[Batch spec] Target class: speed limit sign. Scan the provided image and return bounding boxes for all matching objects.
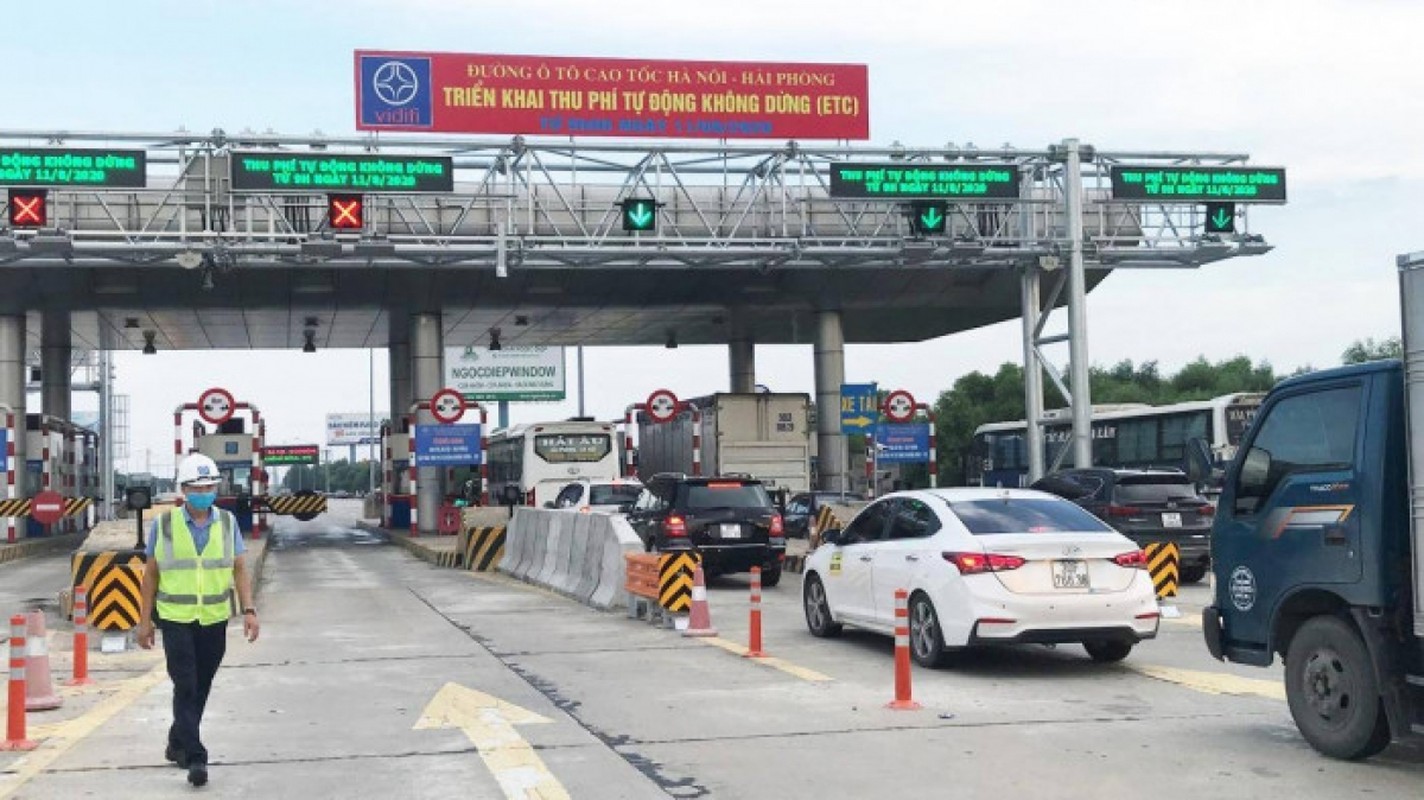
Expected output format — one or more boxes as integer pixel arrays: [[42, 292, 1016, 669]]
[[645, 389, 680, 424], [883, 389, 917, 423], [197, 387, 236, 426], [430, 388, 467, 425]]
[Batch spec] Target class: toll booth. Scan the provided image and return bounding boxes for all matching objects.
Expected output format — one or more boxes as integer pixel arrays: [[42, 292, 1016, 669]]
[[193, 417, 259, 533], [380, 420, 413, 530], [23, 414, 100, 538]]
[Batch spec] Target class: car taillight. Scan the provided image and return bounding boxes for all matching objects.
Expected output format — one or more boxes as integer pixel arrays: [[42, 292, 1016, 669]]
[[769, 514, 784, 536], [526, 489, 536, 506], [1113, 550, 1148, 569], [1107, 504, 1144, 517], [943, 552, 1026, 575], [663, 515, 688, 538], [1196, 504, 1215, 516]]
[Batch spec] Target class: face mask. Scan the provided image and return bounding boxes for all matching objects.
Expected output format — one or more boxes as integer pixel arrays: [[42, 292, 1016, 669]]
[[187, 491, 218, 511]]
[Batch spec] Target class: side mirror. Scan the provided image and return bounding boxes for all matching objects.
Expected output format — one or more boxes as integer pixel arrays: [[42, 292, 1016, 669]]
[[501, 485, 523, 505], [820, 527, 843, 546], [1238, 447, 1272, 498], [543, 501, 556, 509]]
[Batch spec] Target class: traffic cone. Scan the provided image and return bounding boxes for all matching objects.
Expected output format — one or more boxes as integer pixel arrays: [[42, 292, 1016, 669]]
[[24, 609, 62, 711], [3, 614, 38, 751], [682, 565, 718, 638]]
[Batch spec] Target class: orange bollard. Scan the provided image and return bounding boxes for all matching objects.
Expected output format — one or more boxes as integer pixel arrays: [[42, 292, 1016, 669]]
[[744, 567, 766, 658], [886, 589, 921, 711], [68, 586, 93, 687], [3, 614, 38, 751], [24, 609, 62, 711], [682, 565, 718, 638]]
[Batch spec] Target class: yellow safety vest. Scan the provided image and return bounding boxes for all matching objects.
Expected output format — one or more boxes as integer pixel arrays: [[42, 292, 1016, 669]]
[[154, 507, 237, 625]]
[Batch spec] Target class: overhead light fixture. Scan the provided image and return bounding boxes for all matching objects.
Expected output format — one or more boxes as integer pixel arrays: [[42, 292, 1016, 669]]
[[201, 270, 215, 291], [488, 327, 502, 351], [124, 317, 140, 329], [353, 239, 395, 258], [27, 232, 73, 255], [142, 330, 157, 355], [300, 239, 343, 259], [514, 315, 529, 326], [176, 250, 203, 270], [665, 330, 678, 349], [304, 316, 320, 327], [302, 329, 317, 354]]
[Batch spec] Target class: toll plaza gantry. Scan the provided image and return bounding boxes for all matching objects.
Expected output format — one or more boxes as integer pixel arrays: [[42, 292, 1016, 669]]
[[0, 130, 1282, 533]]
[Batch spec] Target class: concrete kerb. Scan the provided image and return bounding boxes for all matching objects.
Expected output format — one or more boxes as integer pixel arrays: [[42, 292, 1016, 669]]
[[0, 533, 86, 567]]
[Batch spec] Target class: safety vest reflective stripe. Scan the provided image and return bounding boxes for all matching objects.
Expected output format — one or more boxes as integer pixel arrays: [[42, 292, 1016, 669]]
[[157, 557, 200, 570], [157, 589, 234, 605]]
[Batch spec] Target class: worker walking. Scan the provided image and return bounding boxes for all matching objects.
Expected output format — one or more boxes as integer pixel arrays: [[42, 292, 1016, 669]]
[[137, 453, 260, 787]]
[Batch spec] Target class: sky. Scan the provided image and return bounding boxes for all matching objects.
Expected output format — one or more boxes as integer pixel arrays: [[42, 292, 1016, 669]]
[[5, 0, 1423, 476]]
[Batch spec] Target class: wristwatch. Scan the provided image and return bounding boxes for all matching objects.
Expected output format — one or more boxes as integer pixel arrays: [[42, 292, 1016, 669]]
[[242, 608, 257, 616]]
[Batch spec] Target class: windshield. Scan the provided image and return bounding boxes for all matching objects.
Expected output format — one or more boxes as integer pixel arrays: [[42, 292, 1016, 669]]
[[589, 485, 641, 506], [683, 483, 772, 510], [1115, 477, 1199, 504], [948, 498, 1114, 535]]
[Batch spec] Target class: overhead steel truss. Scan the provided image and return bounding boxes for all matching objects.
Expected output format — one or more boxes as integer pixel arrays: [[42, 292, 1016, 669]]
[[0, 129, 1271, 272]]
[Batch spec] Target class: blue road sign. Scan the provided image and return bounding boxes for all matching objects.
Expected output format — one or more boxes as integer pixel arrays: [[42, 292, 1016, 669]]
[[841, 383, 878, 434], [414, 423, 483, 466], [874, 423, 931, 463], [358, 54, 434, 130]]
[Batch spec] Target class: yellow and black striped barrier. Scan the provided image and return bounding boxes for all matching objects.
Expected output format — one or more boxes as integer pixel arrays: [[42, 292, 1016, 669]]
[[65, 497, 94, 517], [0, 498, 32, 517], [462, 526, 506, 572], [72, 549, 147, 631], [658, 552, 699, 613], [265, 493, 327, 520], [1145, 542, 1180, 599]]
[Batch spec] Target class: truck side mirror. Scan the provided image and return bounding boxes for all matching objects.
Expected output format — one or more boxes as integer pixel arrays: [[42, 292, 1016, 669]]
[[1238, 447, 1272, 497]]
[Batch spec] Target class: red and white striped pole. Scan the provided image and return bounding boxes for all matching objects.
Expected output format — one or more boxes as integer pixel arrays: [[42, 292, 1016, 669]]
[[381, 423, 392, 527], [250, 411, 263, 538], [691, 405, 703, 477], [865, 432, 876, 499], [5, 409, 17, 544], [2, 614, 37, 751], [919, 404, 938, 489], [744, 566, 766, 658], [622, 404, 641, 478], [173, 409, 183, 464], [68, 586, 93, 686], [408, 411, 419, 536], [478, 406, 490, 506], [887, 589, 921, 710]]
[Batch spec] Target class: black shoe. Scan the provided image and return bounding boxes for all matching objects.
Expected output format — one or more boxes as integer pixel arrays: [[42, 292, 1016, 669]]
[[165, 745, 188, 769], [188, 763, 208, 787]]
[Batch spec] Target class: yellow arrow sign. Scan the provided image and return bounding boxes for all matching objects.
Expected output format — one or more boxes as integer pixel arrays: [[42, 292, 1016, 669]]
[[414, 682, 570, 799]]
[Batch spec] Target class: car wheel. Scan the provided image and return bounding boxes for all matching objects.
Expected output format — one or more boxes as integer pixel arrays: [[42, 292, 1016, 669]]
[[1083, 640, 1134, 663], [1285, 616, 1392, 760], [1180, 565, 1208, 584], [908, 593, 947, 668], [802, 574, 841, 638], [761, 566, 782, 588]]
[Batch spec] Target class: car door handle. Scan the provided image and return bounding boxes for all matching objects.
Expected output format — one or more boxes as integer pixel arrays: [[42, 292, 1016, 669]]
[[859, 555, 873, 562], [904, 555, 919, 562], [1323, 525, 1348, 546]]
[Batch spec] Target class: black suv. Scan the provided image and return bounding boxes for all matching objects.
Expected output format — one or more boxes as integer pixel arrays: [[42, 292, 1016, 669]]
[[1031, 468, 1214, 583], [627, 474, 787, 586]]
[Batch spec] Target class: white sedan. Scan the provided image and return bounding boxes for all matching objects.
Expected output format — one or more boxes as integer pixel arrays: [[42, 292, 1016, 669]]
[[803, 488, 1160, 666]]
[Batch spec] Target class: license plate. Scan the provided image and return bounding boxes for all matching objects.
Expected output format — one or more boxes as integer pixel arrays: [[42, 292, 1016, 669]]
[[720, 523, 742, 538], [1162, 512, 1183, 528], [1052, 559, 1090, 590]]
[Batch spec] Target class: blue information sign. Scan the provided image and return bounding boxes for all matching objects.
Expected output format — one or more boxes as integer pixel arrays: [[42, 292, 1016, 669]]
[[414, 423, 483, 466], [841, 383, 878, 434], [874, 423, 931, 463]]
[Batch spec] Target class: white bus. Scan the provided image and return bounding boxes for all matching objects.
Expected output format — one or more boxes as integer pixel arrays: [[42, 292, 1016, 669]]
[[968, 392, 1265, 488], [486, 419, 622, 507]]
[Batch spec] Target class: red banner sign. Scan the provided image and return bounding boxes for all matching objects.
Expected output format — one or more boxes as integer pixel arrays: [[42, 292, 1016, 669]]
[[355, 51, 869, 140]]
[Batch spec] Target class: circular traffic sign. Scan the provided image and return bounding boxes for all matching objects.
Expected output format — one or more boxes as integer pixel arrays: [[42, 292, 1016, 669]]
[[430, 388, 467, 425], [645, 389, 680, 424], [31, 490, 65, 526], [197, 387, 236, 426], [883, 389, 917, 423]]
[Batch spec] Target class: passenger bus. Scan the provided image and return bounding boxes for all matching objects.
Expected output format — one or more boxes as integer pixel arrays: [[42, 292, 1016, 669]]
[[967, 392, 1264, 488], [485, 419, 622, 507]]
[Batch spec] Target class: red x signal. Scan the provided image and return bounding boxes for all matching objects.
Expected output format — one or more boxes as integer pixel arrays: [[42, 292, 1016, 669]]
[[327, 194, 364, 230], [8, 190, 47, 228]]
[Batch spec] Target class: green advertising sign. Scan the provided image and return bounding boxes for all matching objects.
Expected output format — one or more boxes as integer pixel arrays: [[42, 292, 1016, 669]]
[[230, 151, 454, 193], [829, 163, 1020, 200], [262, 445, 320, 465], [1110, 166, 1287, 203], [0, 148, 147, 188]]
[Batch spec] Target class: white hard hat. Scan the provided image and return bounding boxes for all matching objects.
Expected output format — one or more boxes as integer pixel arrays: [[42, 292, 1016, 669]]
[[177, 453, 221, 487]]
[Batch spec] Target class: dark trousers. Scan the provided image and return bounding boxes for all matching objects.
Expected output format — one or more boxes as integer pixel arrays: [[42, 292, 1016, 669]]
[[158, 618, 228, 765]]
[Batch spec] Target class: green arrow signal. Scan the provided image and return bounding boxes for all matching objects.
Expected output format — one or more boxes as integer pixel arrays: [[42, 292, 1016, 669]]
[[1211, 208, 1231, 229], [626, 202, 653, 229], [919, 206, 944, 230]]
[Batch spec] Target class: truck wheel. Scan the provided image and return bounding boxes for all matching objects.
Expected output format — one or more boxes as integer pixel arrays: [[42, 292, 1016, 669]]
[[1180, 565, 1207, 584], [1285, 616, 1392, 760]]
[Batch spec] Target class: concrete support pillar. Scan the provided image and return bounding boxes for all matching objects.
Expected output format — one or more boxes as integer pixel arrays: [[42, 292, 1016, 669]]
[[41, 310, 71, 424], [729, 337, 756, 394], [388, 309, 412, 432], [813, 310, 846, 493], [1, 315, 27, 542], [410, 312, 443, 535]]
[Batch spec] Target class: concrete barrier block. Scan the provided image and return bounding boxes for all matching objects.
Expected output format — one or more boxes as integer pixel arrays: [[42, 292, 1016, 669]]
[[562, 513, 592, 597], [589, 516, 643, 610], [535, 513, 565, 586], [573, 516, 603, 602]]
